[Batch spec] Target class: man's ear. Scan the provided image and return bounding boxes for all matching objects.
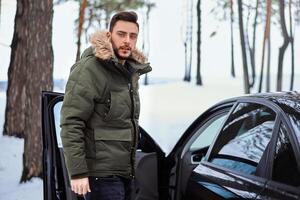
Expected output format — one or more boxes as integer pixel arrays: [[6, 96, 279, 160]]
[[106, 32, 111, 41]]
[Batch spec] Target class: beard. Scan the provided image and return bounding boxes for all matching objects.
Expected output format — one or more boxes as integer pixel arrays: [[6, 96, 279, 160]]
[[111, 41, 132, 60]]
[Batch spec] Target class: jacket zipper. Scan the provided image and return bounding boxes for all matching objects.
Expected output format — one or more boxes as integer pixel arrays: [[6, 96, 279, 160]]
[[128, 81, 136, 179]]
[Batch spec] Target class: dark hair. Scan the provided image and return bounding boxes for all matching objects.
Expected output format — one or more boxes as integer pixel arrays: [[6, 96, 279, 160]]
[[109, 11, 139, 32]]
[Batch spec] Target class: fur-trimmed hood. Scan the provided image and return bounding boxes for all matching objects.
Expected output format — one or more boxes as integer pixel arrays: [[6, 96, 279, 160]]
[[89, 31, 147, 65]]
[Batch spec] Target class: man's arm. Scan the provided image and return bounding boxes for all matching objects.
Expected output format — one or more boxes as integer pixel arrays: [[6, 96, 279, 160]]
[[60, 60, 99, 194]]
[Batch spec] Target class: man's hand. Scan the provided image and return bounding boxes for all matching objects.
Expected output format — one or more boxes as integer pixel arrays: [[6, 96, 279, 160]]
[[71, 177, 91, 195]]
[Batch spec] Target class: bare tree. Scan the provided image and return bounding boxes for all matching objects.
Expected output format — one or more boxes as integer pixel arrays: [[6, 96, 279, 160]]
[[277, 0, 290, 91], [266, 24, 271, 92], [75, 0, 87, 61], [238, 0, 250, 94], [196, 0, 202, 85], [230, 0, 235, 78], [143, 3, 152, 85], [289, 0, 295, 90], [246, 0, 259, 88], [258, 0, 271, 92], [184, 0, 193, 82]]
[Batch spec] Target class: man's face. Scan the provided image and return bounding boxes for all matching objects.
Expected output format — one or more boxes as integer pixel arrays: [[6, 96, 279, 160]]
[[108, 20, 139, 61]]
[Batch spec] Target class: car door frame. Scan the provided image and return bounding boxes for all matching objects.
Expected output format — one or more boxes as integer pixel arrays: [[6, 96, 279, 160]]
[[42, 91, 66, 200], [42, 91, 167, 200]]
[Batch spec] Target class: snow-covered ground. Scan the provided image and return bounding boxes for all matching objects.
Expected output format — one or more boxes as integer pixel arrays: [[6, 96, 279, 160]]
[[1, 74, 300, 199]]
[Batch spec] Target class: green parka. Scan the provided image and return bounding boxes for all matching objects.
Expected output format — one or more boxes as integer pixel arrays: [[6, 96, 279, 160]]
[[60, 31, 152, 179]]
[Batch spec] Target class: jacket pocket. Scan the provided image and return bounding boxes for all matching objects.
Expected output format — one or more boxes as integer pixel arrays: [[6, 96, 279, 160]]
[[94, 128, 132, 171], [103, 91, 131, 122]]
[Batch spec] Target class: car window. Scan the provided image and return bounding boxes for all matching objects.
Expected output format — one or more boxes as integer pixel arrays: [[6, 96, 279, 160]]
[[53, 101, 63, 148], [272, 122, 300, 186], [190, 113, 227, 151], [209, 103, 276, 175], [287, 113, 300, 146]]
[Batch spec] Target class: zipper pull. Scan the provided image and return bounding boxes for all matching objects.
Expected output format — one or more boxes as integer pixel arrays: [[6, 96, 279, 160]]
[[128, 83, 131, 90]]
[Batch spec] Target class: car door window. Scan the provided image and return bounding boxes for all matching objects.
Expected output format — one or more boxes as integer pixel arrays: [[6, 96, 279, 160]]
[[272, 122, 300, 186], [53, 101, 63, 148], [190, 113, 228, 151], [209, 103, 276, 175]]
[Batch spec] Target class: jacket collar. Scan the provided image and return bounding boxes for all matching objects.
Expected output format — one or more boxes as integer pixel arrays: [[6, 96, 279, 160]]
[[89, 31, 151, 74]]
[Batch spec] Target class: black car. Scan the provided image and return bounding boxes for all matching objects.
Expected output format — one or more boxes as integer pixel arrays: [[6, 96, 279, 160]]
[[42, 91, 300, 200]]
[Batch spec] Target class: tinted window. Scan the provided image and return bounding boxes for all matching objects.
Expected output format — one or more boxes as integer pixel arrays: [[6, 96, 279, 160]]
[[272, 123, 300, 186], [287, 113, 300, 146], [209, 103, 276, 175], [190, 114, 227, 151]]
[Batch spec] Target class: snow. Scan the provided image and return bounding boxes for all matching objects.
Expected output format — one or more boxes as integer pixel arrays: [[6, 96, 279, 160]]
[[0, 76, 243, 199]]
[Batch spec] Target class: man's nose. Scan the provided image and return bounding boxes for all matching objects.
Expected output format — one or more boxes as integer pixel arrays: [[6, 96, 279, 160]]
[[124, 35, 130, 43]]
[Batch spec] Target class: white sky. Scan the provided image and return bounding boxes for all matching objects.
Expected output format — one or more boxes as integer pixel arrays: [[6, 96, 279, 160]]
[[0, 0, 300, 87]]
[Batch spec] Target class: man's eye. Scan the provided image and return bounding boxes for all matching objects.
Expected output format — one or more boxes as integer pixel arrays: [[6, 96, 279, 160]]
[[130, 35, 137, 39], [118, 33, 126, 37]]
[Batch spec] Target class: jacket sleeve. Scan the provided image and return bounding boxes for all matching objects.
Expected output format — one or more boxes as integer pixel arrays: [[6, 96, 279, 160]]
[[60, 59, 100, 178]]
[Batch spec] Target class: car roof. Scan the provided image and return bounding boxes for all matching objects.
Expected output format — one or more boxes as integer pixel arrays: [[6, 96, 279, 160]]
[[248, 91, 300, 114], [220, 91, 300, 115]]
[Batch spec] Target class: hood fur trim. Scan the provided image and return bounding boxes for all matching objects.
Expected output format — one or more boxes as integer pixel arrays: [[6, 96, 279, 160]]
[[89, 31, 147, 64]]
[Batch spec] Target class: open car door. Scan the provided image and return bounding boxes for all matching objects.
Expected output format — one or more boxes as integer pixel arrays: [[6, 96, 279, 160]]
[[42, 91, 165, 200]]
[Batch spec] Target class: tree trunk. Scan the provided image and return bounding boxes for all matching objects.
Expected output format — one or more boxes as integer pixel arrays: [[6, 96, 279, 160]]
[[4, 0, 28, 138], [277, 0, 290, 91], [187, 0, 193, 82], [230, 0, 235, 78], [183, 42, 189, 81], [245, 5, 254, 87], [289, 0, 295, 91], [0, 0, 1, 25], [4, 0, 53, 182], [266, 29, 271, 92], [196, 0, 202, 85], [258, 0, 271, 93], [76, 0, 87, 61], [248, 0, 259, 88], [238, 0, 250, 94], [143, 4, 151, 86]]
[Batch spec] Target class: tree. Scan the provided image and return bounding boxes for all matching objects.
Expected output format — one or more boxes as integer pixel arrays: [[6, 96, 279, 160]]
[[245, 0, 259, 88], [4, 0, 53, 182], [142, 3, 153, 85], [75, 0, 87, 61], [183, 0, 193, 82], [289, 0, 295, 90], [238, 0, 250, 94], [258, 0, 271, 92], [196, 0, 202, 85], [229, 0, 235, 78], [277, 0, 290, 91]]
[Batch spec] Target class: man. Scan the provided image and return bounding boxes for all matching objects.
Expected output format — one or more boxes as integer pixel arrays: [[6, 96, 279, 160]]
[[60, 11, 152, 200]]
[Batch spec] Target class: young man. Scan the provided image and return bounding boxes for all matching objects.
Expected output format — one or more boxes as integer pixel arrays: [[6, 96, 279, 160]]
[[60, 11, 152, 200]]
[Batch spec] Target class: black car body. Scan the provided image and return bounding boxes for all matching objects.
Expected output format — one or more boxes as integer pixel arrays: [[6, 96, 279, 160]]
[[42, 91, 300, 200]]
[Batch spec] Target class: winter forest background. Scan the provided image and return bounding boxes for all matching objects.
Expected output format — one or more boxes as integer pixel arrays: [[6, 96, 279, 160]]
[[1, 0, 300, 199]]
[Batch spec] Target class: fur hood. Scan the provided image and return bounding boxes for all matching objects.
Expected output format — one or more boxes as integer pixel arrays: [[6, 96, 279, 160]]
[[89, 31, 147, 64]]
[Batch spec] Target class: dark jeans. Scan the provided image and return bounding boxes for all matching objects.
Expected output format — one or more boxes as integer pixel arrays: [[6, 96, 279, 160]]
[[84, 176, 133, 200]]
